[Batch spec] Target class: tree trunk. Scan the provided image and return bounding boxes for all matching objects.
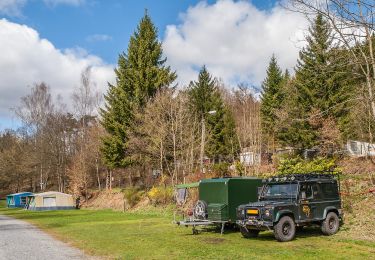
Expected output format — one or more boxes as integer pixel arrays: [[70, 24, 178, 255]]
[[96, 157, 101, 190]]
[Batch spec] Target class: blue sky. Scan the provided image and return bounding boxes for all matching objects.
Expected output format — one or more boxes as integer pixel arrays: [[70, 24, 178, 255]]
[[0, 0, 307, 130], [8, 0, 277, 64]]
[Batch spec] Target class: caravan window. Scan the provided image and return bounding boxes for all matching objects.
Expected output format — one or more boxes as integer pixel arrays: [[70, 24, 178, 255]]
[[43, 197, 56, 207]]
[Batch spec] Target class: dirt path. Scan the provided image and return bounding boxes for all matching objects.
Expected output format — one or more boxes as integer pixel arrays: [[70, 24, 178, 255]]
[[0, 215, 94, 260]]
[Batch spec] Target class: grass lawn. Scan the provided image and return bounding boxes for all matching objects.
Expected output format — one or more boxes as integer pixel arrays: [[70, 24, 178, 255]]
[[0, 200, 374, 260]]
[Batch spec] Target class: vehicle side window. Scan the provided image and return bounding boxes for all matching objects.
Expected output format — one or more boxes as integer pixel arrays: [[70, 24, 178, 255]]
[[321, 182, 339, 199], [299, 183, 313, 199], [312, 184, 321, 200]]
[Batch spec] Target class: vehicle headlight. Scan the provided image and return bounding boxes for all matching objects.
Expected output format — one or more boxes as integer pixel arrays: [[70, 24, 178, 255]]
[[264, 209, 270, 217], [237, 208, 245, 217]]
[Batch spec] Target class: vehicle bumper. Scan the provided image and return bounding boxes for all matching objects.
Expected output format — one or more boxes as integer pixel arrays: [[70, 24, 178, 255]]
[[236, 219, 273, 229]]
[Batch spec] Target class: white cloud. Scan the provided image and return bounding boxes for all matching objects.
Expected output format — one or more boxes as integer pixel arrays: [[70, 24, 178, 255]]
[[0, 0, 26, 17], [86, 34, 112, 42], [163, 0, 308, 87], [0, 18, 115, 119], [43, 0, 85, 7]]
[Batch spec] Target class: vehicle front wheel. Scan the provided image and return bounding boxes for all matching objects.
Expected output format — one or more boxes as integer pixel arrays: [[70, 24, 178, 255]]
[[274, 216, 296, 242], [240, 226, 260, 238], [321, 212, 339, 236]]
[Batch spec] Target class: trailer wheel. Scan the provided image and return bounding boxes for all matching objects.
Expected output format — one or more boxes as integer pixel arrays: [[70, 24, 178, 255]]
[[240, 226, 259, 238], [193, 200, 208, 220]]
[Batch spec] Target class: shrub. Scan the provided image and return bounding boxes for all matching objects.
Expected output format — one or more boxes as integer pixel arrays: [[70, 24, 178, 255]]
[[147, 186, 174, 205], [277, 156, 341, 175], [234, 161, 245, 176], [211, 162, 231, 177], [123, 187, 144, 208]]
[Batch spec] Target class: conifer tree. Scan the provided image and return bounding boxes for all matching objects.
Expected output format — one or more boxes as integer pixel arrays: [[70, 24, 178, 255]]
[[279, 14, 352, 149], [188, 66, 238, 163], [260, 55, 284, 150], [100, 12, 176, 168]]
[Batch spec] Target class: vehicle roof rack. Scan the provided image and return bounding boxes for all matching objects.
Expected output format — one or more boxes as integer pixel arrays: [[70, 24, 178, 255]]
[[264, 172, 339, 183]]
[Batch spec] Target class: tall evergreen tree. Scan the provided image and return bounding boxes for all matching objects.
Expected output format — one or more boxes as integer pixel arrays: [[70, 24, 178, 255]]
[[279, 14, 352, 148], [100, 12, 176, 168], [260, 55, 284, 150], [188, 66, 238, 163]]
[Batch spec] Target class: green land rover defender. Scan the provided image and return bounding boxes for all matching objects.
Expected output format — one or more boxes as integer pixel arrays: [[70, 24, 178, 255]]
[[236, 173, 343, 242]]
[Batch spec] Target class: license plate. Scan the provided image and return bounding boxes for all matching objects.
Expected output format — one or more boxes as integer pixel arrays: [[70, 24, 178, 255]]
[[247, 209, 258, 215]]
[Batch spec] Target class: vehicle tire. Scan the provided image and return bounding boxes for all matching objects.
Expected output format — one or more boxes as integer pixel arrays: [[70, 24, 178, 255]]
[[274, 216, 296, 242], [193, 200, 208, 220], [240, 226, 260, 238], [321, 212, 339, 236]]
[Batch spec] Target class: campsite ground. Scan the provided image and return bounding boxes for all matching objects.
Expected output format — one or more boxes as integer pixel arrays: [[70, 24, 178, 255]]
[[0, 201, 374, 259]]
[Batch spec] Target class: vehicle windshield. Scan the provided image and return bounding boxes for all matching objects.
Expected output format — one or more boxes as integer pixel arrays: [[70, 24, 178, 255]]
[[262, 183, 298, 198]]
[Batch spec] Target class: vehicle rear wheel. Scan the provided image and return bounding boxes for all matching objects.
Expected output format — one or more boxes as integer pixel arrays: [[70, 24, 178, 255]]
[[240, 226, 259, 238], [321, 212, 339, 236], [274, 216, 296, 242]]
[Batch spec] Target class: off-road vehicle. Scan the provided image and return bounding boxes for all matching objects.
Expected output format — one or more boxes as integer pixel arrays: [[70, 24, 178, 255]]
[[237, 173, 343, 242]]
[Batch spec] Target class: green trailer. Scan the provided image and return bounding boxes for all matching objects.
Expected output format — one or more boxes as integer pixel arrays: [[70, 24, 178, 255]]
[[176, 177, 262, 234]]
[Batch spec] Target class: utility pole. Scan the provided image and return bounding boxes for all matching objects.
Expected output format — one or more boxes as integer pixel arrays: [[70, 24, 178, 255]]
[[200, 116, 205, 172]]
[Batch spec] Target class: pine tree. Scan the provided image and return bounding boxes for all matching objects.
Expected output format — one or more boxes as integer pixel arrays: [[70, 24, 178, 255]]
[[100, 12, 176, 168], [295, 14, 351, 146], [188, 66, 238, 162], [279, 14, 352, 149], [295, 14, 335, 113], [260, 55, 284, 150]]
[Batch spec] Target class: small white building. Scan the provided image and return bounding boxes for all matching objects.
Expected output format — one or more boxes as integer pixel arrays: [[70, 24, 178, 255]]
[[346, 140, 375, 157], [240, 148, 261, 166]]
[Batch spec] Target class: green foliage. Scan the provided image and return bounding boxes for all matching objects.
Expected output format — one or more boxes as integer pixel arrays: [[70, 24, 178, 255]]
[[277, 156, 340, 175], [260, 55, 284, 146], [188, 66, 239, 161], [234, 161, 245, 176], [123, 187, 144, 208], [210, 162, 231, 177], [100, 12, 176, 168], [279, 14, 353, 148]]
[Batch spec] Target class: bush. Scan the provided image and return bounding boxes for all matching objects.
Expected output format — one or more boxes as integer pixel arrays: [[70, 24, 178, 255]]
[[211, 162, 231, 177], [147, 186, 173, 205], [277, 156, 341, 175], [123, 187, 144, 208], [234, 161, 245, 176]]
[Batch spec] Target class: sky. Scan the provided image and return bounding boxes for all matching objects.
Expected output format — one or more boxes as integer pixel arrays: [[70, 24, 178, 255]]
[[0, 0, 309, 130]]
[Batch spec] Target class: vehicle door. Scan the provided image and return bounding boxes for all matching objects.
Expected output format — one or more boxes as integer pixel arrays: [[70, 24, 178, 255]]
[[298, 182, 319, 221], [319, 181, 341, 218]]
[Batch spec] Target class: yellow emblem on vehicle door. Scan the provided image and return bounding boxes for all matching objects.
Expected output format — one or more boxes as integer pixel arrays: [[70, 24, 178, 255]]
[[302, 205, 310, 217]]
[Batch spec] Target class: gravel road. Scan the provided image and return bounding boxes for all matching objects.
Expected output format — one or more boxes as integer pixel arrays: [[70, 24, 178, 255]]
[[0, 215, 94, 260]]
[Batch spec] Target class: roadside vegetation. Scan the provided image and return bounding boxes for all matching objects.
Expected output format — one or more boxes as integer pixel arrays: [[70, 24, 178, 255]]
[[0, 201, 374, 260]]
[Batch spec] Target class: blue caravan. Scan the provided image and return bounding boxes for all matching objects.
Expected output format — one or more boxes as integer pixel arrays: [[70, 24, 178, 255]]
[[6, 192, 33, 208]]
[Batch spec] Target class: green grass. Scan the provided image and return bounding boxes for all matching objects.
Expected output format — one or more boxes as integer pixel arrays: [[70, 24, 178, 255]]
[[0, 200, 374, 259]]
